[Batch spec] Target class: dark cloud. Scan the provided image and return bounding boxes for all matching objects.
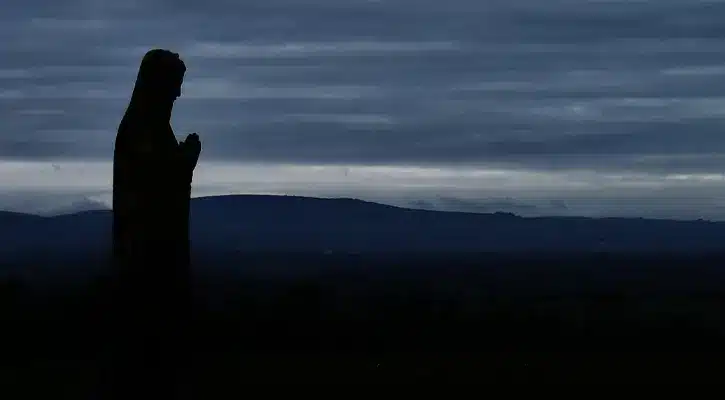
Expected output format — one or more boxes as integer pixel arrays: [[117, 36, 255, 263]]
[[2, 1, 725, 185]]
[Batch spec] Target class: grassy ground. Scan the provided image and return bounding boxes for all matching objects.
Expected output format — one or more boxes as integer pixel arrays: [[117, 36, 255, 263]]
[[2, 252, 725, 393]]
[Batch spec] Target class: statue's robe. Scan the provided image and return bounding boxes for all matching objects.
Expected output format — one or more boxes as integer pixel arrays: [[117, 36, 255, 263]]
[[109, 109, 195, 398]]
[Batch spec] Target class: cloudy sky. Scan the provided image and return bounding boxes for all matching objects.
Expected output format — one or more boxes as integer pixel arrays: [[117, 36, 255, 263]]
[[3, 0, 725, 219]]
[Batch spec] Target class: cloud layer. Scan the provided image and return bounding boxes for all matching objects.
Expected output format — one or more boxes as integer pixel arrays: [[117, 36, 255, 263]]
[[3, 0, 725, 218], [3, 160, 725, 221]]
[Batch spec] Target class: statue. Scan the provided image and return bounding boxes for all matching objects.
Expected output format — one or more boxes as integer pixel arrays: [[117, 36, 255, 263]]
[[109, 48, 201, 397]]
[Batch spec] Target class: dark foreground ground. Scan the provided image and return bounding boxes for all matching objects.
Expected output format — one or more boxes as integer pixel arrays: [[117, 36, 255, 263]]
[[2, 252, 725, 393]]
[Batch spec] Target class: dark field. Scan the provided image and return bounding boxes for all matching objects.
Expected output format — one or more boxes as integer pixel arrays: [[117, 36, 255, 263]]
[[2, 252, 725, 393]]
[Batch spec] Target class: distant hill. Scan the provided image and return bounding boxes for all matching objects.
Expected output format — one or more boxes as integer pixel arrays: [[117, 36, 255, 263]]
[[0, 194, 723, 261]]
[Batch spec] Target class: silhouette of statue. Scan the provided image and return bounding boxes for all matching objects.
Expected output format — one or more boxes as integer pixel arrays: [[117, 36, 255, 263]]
[[108, 48, 201, 398]]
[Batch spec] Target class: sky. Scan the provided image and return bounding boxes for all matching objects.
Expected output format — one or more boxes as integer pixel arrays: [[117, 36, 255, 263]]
[[3, 0, 725, 219]]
